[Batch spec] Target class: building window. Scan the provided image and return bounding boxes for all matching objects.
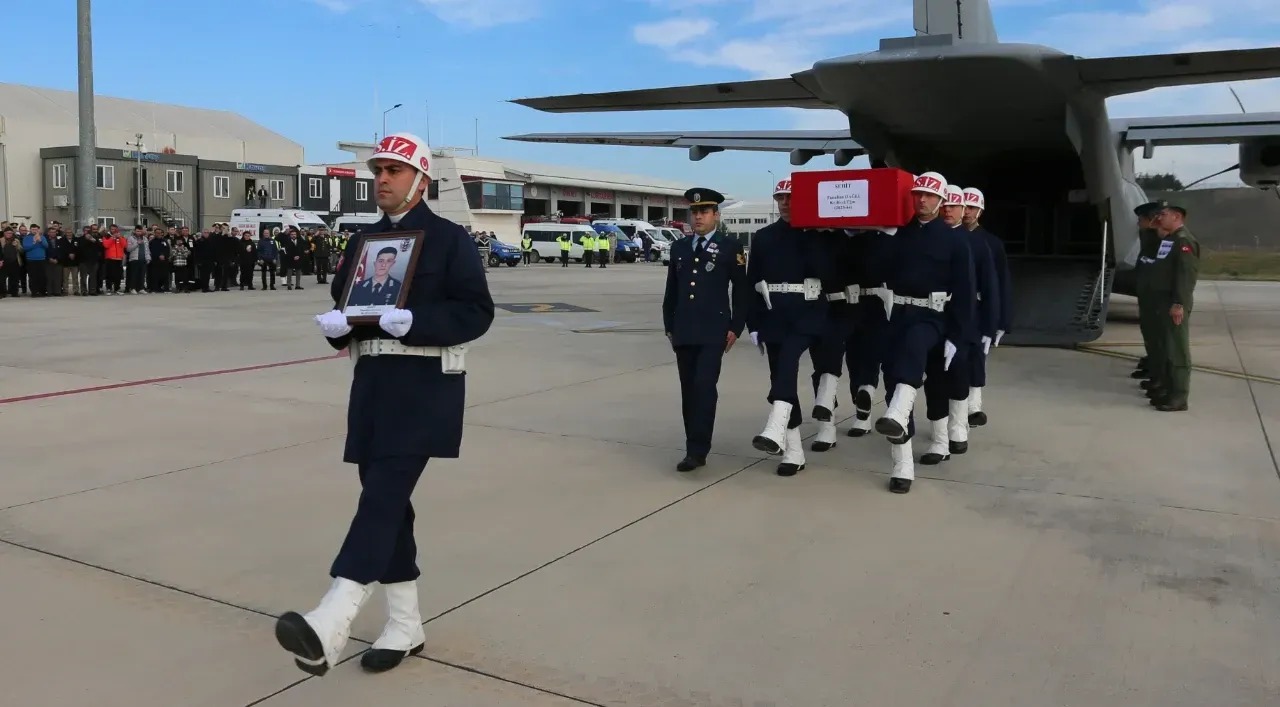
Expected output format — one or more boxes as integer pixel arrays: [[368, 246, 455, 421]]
[[96, 165, 115, 190], [754, 218, 767, 224], [96, 216, 115, 228], [166, 169, 184, 193], [308, 177, 322, 199], [356, 182, 369, 201], [52, 164, 67, 189], [213, 175, 230, 199], [427, 181, 439, 200], [463, 181, 524, 211], [270, 179, 285, 201]]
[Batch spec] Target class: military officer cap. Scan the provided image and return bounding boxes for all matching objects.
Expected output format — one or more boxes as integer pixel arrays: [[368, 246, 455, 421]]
[[1133, 200, 1169, 218], [684, 187, 725, 210]]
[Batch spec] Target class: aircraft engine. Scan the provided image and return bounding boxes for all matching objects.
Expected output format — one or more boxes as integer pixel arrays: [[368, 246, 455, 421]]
[[1238, 138, 1280, 188]]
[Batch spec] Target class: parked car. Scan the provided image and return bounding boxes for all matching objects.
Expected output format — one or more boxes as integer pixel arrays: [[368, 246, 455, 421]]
[[486, 238, 522, 267]]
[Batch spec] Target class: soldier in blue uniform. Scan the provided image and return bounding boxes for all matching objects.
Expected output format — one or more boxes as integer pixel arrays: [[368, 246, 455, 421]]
[[841, 227, 894, 439], [917, 185, 997, 465], [346, 246, 405, 307], [663, 187, 748, 472], [962, 187, 1011, 426], [275, 132, 495, 676], [807, 224, 864, 453], [745, 179, 833, 476], [873, 172, 977, 494]]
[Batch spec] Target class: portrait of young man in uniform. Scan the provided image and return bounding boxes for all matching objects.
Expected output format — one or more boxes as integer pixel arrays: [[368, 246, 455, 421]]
[[342, 238, 416, 314]]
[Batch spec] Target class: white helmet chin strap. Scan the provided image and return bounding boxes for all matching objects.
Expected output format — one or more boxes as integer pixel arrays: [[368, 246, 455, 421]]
[[402, 171, 424, 207]]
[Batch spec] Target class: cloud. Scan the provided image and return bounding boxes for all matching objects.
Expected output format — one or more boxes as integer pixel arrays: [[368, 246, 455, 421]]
[[632, 18, 716, 49]]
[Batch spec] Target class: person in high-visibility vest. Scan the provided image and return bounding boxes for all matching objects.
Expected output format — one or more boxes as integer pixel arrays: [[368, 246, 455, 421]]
[[556, 234, 571, 267], [520, 234, 533, 266], [582, 232, 595, 267], [596, 232, 610, 268]]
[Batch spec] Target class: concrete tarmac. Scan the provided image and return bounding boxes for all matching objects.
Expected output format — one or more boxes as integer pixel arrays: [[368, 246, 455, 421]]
[[1, 266, 1277, 707]]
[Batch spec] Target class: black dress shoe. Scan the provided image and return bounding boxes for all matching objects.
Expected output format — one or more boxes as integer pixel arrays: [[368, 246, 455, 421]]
[[1130, 369, 1149, 379], [776, 462, 805, 476], [360, 642, 425, 673], [846, 427, 868, 437], [949, 440, 968, 454], [676, 456, 706, 472], [889, 478, 912, 494], [968, 411, 988, 427], [1156, 401, 1188, 412], [920, 451, 949, 465]]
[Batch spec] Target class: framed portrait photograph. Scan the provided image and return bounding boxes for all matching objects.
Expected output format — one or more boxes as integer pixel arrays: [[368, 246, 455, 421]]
[[337, 230, 425, 324]]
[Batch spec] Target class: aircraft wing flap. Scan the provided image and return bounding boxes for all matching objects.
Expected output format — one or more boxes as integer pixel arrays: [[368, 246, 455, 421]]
[[1115, 113, 1280, 146], [1078, 47, 1280, 96], [503, 130, 861, 155], [510, 77, 829, 113]]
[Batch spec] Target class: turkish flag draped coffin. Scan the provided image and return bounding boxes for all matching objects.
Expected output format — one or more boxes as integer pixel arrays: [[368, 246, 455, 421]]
[[788, 168, 915, 229]]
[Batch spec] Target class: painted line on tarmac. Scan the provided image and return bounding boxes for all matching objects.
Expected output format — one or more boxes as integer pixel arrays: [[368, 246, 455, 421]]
[[1078, 345, 1280, 387], [0, 352, 347, 406]]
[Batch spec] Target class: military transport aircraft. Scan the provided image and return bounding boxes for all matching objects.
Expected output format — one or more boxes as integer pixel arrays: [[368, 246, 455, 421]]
[[504, 0, 1280, 345]]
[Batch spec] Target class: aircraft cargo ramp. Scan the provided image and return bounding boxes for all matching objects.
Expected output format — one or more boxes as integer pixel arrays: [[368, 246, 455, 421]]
[[1004, 257, 1113, 347]]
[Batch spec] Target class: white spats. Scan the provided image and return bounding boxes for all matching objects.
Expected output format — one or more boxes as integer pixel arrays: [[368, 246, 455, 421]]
[[813, 373, 840, 421], [752, 400, 792, 455], [875, 383, 917, 442], [777, 426, 806, 476], [967, 386, 988, 427], [890, 441, 914, 481], [920, 418, 950, 465], [948, 399, 970, 444], [372, 581, 426, 652], [811, 419, 838, 452], [290, 577, 374, 672]]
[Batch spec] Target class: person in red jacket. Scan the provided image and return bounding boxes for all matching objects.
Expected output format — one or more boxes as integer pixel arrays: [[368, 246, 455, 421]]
[[101, 225, 127, 294]]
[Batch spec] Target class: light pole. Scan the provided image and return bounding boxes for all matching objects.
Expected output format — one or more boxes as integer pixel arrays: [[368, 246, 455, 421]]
[[766, 169, 777, 222], [381, 103, 403, 141], [127, 133, 143, 226], [76, 0, 98, 230]]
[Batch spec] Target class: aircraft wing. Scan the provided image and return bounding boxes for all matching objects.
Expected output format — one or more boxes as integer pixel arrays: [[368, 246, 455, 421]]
[[510, 77, 829, 113], [1077, 47, 1280, 96], [502, 130, 863, 163], [1113, 112, 1280, 147]]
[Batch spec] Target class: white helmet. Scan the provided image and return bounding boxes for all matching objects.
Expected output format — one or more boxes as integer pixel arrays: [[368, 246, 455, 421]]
[[773, 179, 792, 196], [943, 185, 966, 206], [962, 187, 985, 210], [910, 171, 947, 198], [368, 132, 433, 208], [367, 132, 433, 178]]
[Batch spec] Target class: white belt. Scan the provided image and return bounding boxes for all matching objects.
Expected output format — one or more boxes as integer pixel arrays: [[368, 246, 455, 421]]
[[755, 277, 821, 309], [350, 339, 468, 373], [889, 292, 951, 313], [826, 284, 863, 303], [976, 292, 983, 302]]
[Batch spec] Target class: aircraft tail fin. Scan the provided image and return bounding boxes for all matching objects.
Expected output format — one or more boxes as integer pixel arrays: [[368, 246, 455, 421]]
[[914, 0, 998, 43]]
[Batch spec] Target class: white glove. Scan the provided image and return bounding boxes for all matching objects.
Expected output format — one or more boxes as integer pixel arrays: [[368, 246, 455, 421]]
[[981, 335, 992, 356], [378, 308, 413, 338], [750, 331, 759, 347], [994, 330, 1005, 347], [943, 340, 957, 371], [315, 309, 351, 339]]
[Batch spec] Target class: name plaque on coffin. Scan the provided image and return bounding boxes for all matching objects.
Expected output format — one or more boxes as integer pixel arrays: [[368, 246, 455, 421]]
[[789, 168, 915, 229]]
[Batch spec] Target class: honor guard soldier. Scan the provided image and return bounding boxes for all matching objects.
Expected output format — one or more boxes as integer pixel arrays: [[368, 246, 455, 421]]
[[745, 179, 834, 475], [842, 225, 895, 438], [1131, 200, 1167, 402], [663, 187, 748, 472], [873, 172, 977, 493], [918, 185, 997, 464], [1146, 203, 1199, 411], [807, 221, 865, 452], [961, 187, 1011, 426], [276, 132, 495, 676]]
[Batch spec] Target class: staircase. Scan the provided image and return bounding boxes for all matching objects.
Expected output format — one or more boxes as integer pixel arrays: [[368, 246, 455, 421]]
[[132, 186, 194, 229]]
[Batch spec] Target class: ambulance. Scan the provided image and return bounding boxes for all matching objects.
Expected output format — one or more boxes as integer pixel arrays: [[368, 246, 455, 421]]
[[228, 208, 329, 237]]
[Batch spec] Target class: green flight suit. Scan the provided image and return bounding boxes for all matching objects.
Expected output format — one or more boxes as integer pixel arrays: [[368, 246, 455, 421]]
[[1146, 226, 1200, 403], [1134, 227, 1163, 386]]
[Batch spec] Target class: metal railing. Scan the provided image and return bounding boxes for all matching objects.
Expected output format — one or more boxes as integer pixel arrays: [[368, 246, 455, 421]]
[[132, 186, 194, 228]]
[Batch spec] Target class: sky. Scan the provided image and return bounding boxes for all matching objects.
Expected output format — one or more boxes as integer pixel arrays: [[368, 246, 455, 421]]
[[2, 0, 1277, 200]]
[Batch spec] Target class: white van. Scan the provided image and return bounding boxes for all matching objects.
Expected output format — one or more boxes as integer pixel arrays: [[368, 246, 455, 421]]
[[332, 213, 382, 233], [519, 222, 594, 262], [229, 208, 329, 237], [591, 218, 662, 241]]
